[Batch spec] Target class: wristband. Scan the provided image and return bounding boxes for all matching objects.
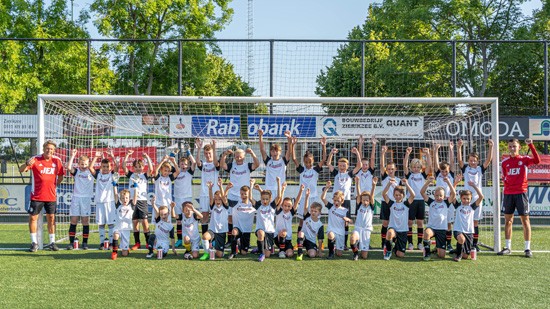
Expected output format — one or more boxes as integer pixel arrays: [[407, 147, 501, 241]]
[[185, 150, 191, 156], [169, 152, 176, 158], [112, 182, 117, 186]]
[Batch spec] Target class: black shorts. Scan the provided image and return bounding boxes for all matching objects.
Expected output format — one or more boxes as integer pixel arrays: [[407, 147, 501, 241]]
[[132, 200, 149, 220], [380, 200, 391, 221], [342, 199, 351, 217], [28, 201, 56, 215], [207, 230, 226, 251], [427, 228, 447, 249], [234, 228, 251, 252], [502, 193, 529, 216], [408, 200, 426, 220], [256, 230, 274, 251], [304, 239, 318, 251], [274, 237, 293, 250], [389, 228, 407, 253], [453, 231, 473, 254]]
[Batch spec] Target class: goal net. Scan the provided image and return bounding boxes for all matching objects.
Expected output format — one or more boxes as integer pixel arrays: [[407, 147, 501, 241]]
[[38, 95, 500, 251]]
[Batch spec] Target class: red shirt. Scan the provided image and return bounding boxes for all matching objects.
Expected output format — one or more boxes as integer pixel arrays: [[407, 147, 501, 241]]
[[501, 144, 540, 194], [30, 155, 65, 202]]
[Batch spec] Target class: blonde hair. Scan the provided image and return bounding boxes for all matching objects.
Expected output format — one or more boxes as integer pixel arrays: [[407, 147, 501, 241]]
[[119, 189, 130, 197], [410, 158, 423, 168], [338, 158, 349, 164], [333, 191, 344, 200], [434, 187, 445, 195]]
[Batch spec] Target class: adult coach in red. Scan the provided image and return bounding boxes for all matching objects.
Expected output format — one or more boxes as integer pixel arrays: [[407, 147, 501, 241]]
[[498, 138, 540, 258], [19, 140, 65, 252]]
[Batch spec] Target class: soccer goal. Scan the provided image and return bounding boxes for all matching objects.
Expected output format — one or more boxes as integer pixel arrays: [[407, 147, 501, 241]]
[[37, 95, 501, 251]]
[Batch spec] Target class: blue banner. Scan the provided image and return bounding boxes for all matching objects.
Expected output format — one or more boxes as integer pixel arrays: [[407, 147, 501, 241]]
[[191, 116, 240, 137], [247, 116, 317, 138]]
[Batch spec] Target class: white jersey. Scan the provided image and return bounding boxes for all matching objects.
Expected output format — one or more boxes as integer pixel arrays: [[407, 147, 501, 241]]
[[153, 217, 174, 249], [435, 170, 455, 198], [381, 173, 400, 202], [72, 169, 94, 198], [127, 172, 148, 201], [226, 162, 254, 201], [302, 213, 324, 243], [232, 201, 256, 233], [355, 204, 374, 231], [154, 174, 174, 206], [209, 203, 229, 233], [94, 171, 116, 203], [182, 214, 201, 240], [326, 202, 348, 235], [355, 168, 375, 195], [406, 172, 427, 200], [426, 198, 451, 230], [331, 170, 354, 200], [297, 165, 322, 198], [462, 164, 485, 200], [264, 157, 288, 191], [453, 202, 477, 233], [388, 200, 410, 232], [254, 201, 277, 233], [275, 208, 296, 240], [199, 161, 219, 196], [115, 201, 134, 231], [173, 169, 194, 199]]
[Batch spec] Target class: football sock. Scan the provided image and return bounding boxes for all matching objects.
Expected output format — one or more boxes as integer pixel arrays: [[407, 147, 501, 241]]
[[203, 239, 210, 251], [133, 232, 140, 244], [525, 241, 530, 251], [227, 224, 233, 243], [147, 234, 156, 253], [112, 239, 118, 251], [98, 225, 106, 241], [385, 240, 392, 252], [350, 242, 358, 254], [257, 240, 265, 253], [69, 224, 77, 244], [473, 226, 479, 246], [344, 226, 349, 246], [417, 228, 423, 245], [176, 223, 182, 240], [144, 232, 150, 248], [201, 224, 208, 234], [446, 230, 452, 245], [108, 224, 114, 243], [30, 233, 37, 244], [297, 237, 304, 255], [505, 239, 512, 249], [328, 238, 335, 255], [278, 236, 286, 252], [82, 225, 90, 244], [423, 239, 431, 254], [381, 226, 387, 246], [407, 227, 413, 245], [49, 234, 55, 244], [456, 243, 463, 255], [231, 238, 237, 254]]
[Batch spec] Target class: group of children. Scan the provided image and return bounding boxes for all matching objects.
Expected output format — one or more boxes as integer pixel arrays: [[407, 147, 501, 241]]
[[66, 131, 494, 262]]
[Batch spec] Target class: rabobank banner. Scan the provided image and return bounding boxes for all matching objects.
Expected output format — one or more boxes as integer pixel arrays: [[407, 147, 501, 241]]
[[170, 115, 241, 138], [247, 116, 317, 138]]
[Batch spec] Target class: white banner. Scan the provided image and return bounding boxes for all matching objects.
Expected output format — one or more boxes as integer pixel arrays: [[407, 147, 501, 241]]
[[169, 115, 193, 137], [0, 185, 27, 213], [0, 115, 63, 138], [317, 116, 424, 138], [529, 117, 550, 141]]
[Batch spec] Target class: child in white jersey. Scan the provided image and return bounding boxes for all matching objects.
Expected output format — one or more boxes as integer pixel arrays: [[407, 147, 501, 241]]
[[403, 147, 432, 250], [123, 149, 154, 250], [258, 129, 292, 202], [420, 176, 456, 261], [434, 142, 456, 251], [275, 184, 308, 258], [321, 181, 353, 259], [379, 145, 402, 248], [173, 154, 196, 247], [457, 138, 493, 252], [252, 177, 283, 262], [350, 176, 378, 260], [296, 201, 325, 261], [111, 188, 138, 260], [228, 182, 256, 259], [146, 196, 177, 259], [195, 138, 220, 236], [180, 201, 203, 259], [67, 149, 101, 250], [382, 179, 415, 260], [93, 149, 119, 250], [354, 136, 377, 204], [200, 178, 230, 260], [452, 183, 484, 262], [152, 155, 179, 221]]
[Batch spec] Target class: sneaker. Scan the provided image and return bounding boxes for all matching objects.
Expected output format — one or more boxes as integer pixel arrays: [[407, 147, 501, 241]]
[[383, 250, 392, 260], [449, 249, 457, 255], [99, 243, 105, 250], [474, 244, 480, 252], [111, 251, 118, 260], [352, 254, 359, 261], [175, 240, 182, 248], [453, 254, 462, 262], [28, 242, 38, 253], [524, 249, 533, 258], [326, 253, 335, 260], [258, 254, 265, 262], [251, 247, 260, 254], [423, 253, 431, 261], [131, 243, 141, 250], [417, 243, 424, 250], [278, 251, 286, 259], [446, 243, 453, 251], [183, 253, 193, 260], [228, 253, 236, 260], [497, 248, 511, 256], [66, 244, 74, 250], [82, 243, 89, 250], [199, 252, 210, 261], [407, 243, 414, 251], [145, 252, 154, 258], [48, 242, 59, 251], [296, 254, 303, 261], [343, 246, 349, 251]]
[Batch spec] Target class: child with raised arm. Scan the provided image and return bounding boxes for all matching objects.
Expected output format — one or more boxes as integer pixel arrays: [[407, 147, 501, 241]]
[[379, 145, 402, 248], [67, 149, 101, 250], [252, 177, 283, 262], [173, 152, 196, 248], [457, 138, 493, 252], [275, 184, 307, 258], [420, 176, 456, 261], [180, 201, 203, 259], [452, 183, 484, 262], [93, 149, 119, 250], [195, 138, 220, 236], [350, 176, 378, 260], [433, 142, 456, 251], [220, 147, 259, 246], [403, 146, 432, 250], [111, 186, 138, 260], [123, 149, 154, 250], [382, 178, 415, 260], [146, 196, 177, 259], [258, 129, 292, 202], [291, 136, 326, 232], [296, 201, 325, 261], [320, 181, 353, 259], [152, 155, 179, 222], [200, 179, 230, 260], [326, 144, 362, 249], [228, 182, 256, 259], [355, 136, 377, 202]]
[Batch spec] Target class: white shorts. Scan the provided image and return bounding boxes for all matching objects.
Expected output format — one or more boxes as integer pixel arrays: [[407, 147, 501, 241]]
[[474, 204, 483, 221], [174, 197, 193, 216], [447, 206, 456, 224], [328, 230, 345, 251], [183, 233, 201, 251], [353, 228, 372, 251], [69, 196, 92, 217], [199, 195, 210, 213], [96, 202, 117, 225], [296, 195, 317, 220], [115, 229, 131, 250]]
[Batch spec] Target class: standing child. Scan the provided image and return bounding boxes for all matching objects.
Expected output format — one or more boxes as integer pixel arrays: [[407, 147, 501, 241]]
[[180, 201, 203, 259], [258, 129, 292, 202], [110, 186, 137, 260], [320, 181, 353, 259], [452, 183, 484, 262], [434, 142, 456, 251], [123, 149, 154, 250], [252, 177, 283, 262], [457, 139, 494, 252], [93, 149, 119, 249], [275, 184, 308, 258], [200, 179, 230, 260], [350, 176, 378, 260], [195, 139, 220, 236], [379, 145, 401, 248], [228, 182, 256, 259], [354, 136, 377, 205], [173, 152, 196, 247], [152, 155, 179, 221], [146, 196, 177, 259], [382, 178, 415, 260], [420, 176, 456, 261], [295, 201, 325, 261], [66, 149, 101, 250], [403, 147, 432, 250]]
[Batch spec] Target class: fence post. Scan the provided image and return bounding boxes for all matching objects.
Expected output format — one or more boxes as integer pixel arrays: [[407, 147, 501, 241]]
[[178, 40, 183, 96], [361, 41, 365, 98], [87, 40, 91, 95], [452, 40, 457, 98], [269, 40, 274, 114], [545, 41, 548, 154]]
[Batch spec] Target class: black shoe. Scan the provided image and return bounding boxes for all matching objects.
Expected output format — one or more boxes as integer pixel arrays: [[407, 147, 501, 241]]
[[228, 253, 236, 260], [524, 250, 533, 258], [99, 243, 105, 250], [497, 248, 511, 256], [474, 244, 480, 252], [29, 242, 38, 252], [48, 242, 59, 251], [449, 249, 456, 255], [326, 253, 335, 260], [82, 243, 89, 250], [66, 244, 74, 250]]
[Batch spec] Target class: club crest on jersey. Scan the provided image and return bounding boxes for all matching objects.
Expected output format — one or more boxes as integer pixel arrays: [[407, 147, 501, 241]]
[[518, 161, 523, 166]]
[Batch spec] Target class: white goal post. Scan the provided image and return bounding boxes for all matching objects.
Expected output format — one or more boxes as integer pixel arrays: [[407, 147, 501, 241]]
[[36, 95, 501, 252]]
